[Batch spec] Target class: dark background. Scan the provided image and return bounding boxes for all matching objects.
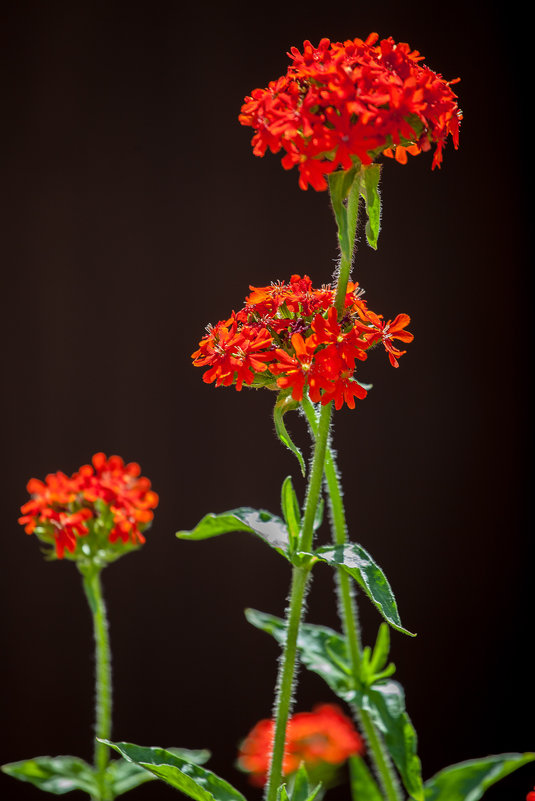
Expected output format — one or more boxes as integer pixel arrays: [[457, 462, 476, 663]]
[[1, 2, 532, 800]]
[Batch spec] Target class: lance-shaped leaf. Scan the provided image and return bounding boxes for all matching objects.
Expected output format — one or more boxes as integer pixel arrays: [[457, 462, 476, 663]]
[[177, 508, 292, 562], [1, 755, 99, 795], [106, 749, 211, 796], [286, 764, 323, 801], [281, 475, 301, 550], [423, 752, 535, 801], [274, 392, 306, 477], [245, 608, 354, 702], [360, 164, 381, 249], [102, 741, 246, 801], [311, 544, 414, 636], [357, 681, 423, 801], [349, 755, 383, 801], [328, 167, 360, 261]]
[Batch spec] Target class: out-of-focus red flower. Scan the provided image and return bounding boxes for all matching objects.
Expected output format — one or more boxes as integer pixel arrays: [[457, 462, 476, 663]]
[[238, 704, 364, 787], [19, 453, 158, 560], [526, 788, 535, 801], [240, 34, 461, 190], [192, 275, 412, 410]]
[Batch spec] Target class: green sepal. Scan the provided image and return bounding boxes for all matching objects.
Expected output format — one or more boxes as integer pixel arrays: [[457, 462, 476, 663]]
[[281, 476, 301, 550], [102, 741, 245, 801], [245, 608, 354, 702], [357, 680, 423, 801], [177, 508, 292, 562], [348, 755, 383, 801], [310, 544, 414, 636], [359, 164, 382, 249], [1, 755, 99, 795], [274, 392, 306, 477], [423, 752, 535, 801]]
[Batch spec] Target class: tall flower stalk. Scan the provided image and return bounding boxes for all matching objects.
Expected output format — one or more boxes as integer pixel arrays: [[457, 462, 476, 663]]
[[82, 567, 114, 801], [3, 453, 159, 801]]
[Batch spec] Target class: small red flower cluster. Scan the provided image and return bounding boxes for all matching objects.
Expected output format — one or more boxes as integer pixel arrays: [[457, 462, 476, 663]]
[[192, 275, 412, 410], [19, 453, 158, 559], [240, 34, 461, 190], [238, 704, 364, 786], [527, 788, 535, 801]]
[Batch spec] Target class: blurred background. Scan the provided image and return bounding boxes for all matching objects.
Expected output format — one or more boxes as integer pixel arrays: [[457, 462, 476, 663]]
[[1, 1, 532, 799]]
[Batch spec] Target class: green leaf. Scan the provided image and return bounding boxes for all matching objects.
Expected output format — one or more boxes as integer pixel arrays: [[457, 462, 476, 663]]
[[370, 623, 390, 673], [349, 755, 383, 801], [274, 393, 306, 477], [290, 764, 312, 801], [358, 681, 423, 801], [107, 749, 211, 796], [277, 785, 291, 801], [424, 752, 535, 801], [360, 164, 381, 249], [102, 741, 246, 801], [177, 508, 291, 562], [106, 759, 156, 795], [281, 476, 301, 547], [245, 608, 354, 702], [328, 168, 359, 261], [311, 544, 414, 636], [1, 755, 99, 795]]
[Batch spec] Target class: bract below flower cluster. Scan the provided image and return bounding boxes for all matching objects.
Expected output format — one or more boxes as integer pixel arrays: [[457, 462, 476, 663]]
[[240, 34, 461, 189], [238, 704, 364, 787], [19, 452, 158, 560], [192, 275, 412, 410]]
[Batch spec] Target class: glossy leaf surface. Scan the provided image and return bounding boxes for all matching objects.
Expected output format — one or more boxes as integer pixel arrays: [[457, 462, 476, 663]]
[[107, 749, 210, 796], [358, 681, 423, 800], [1, 755, 98, 795], [103, 741, 246, 801], [245, 608, 354, 702], [424, 752, 535, 801], [312, 544, 413, 636], [349, 755, 383, 801], [177, 508, 291, 561]]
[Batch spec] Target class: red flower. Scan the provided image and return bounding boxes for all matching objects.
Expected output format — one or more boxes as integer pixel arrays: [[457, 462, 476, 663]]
[[364, 310, 414, 368], [19, 453, 158, 559], [238, 704, 364, 787], [240, 35, 461, 190], [193, 275, 412, 409], [527, 789, 535, 801]]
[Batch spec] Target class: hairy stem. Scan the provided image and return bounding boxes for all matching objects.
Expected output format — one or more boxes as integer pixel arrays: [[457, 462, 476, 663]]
[[82, 569, 113, 801], [300, 396, 402, 801], [265, 565, 310, 801], [265, 400, 333, 801]]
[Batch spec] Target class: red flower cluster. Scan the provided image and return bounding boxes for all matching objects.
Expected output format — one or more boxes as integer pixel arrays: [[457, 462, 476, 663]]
[[192, 275, 412, 410], [527, 788, 535, 801], [19, 453, 158, 559], [238, 704, 364, 786], [240, 34, 461, 189]]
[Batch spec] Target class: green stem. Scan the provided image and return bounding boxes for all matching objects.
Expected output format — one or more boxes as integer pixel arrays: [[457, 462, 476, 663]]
[[82, 569, 113, 801], [265, 400, 333, 801], [301, 400, 402, 801], [265, 566, 310, 801]]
